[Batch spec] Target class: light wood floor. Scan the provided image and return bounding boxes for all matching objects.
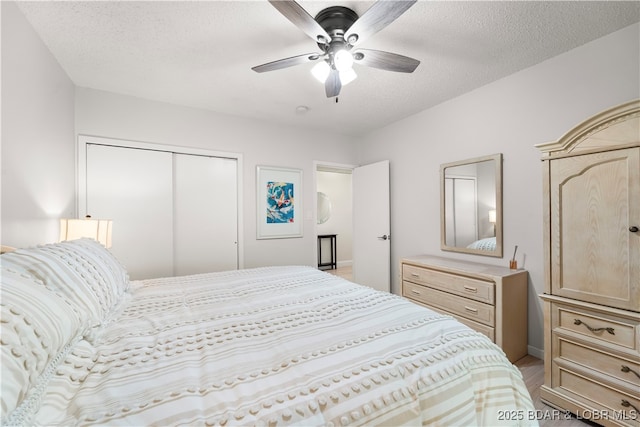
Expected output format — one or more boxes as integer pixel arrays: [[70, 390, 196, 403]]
[[326, 266, 591, 426], [325, 265, 353, 281], [515, 355, 593, 426]]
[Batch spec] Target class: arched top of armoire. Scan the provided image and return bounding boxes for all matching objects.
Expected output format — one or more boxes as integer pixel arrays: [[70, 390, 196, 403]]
[[536, 99, 640, 158]]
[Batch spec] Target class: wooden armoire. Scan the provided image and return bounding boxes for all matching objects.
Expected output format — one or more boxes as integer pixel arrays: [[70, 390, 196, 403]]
[[536, 100, 640, 426]]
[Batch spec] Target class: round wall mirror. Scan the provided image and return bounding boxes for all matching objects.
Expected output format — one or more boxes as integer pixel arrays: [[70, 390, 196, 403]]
[[317, 192, 332, 224]]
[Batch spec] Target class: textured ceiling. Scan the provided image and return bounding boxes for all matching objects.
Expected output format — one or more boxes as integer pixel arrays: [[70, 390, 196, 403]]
[[16, 1, 640, 136]]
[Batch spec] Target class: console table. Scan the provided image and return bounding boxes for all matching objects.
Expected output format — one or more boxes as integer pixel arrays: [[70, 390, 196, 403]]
[[317, 234, 337, 270]]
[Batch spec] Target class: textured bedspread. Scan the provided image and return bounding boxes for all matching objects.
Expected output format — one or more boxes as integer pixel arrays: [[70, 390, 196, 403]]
[[33, 266, 536, 426]]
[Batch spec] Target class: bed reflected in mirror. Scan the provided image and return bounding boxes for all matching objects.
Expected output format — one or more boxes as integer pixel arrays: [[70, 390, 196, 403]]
[[440, 153, 503, 257]]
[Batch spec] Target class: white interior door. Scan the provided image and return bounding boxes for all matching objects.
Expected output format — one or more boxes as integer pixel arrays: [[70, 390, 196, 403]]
[[352, 160, 390, 292], [87, 144, 174, 279], [173, 154, 238, 275]]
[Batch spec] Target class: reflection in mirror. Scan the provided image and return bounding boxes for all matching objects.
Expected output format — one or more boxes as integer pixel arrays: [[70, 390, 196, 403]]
[[440, 153, 503, 257], [317, 192, 332, 224]]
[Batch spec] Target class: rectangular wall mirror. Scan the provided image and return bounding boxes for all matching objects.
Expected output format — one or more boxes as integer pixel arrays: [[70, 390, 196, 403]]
[[440, 153, 503, 257]]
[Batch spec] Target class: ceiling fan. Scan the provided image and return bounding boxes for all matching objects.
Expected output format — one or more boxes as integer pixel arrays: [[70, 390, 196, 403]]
[[252, 0, 420, 98]]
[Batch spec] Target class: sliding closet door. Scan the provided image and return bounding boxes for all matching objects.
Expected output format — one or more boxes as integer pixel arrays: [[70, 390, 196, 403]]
[[84, 140, 240, 280], [173, 154, 238, 276], [444, 177, 477, 247], [86, 144, 174, 279]]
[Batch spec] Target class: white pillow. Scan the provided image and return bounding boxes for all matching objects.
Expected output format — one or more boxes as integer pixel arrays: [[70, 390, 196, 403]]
[[1, 260, 85, 421], [0, 239, 130, 421], [6, 239, 129, 323]]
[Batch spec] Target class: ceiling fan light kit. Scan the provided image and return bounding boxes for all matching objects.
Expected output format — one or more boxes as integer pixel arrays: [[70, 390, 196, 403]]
[[339, 68, 357, 85], [333, 49, 353, 72], [252, 0, 421, 98], [312, 60, 356, 85], [311, 61, 331, 83]]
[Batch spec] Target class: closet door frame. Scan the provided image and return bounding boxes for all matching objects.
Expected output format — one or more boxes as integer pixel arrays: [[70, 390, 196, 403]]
[[77, 134, 244, 270]]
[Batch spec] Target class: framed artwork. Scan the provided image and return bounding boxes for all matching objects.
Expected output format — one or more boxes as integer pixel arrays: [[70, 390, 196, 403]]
[[256, 165, 303, 239]]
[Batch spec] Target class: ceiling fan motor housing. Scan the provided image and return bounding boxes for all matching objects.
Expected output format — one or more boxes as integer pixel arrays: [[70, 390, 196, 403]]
[[314, 6, 359, 49]]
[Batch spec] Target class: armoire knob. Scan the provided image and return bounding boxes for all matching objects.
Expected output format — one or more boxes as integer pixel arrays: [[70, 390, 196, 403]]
[[630, 226, 639, 232]]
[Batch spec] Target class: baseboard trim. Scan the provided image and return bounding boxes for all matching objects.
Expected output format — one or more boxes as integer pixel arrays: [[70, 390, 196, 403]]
[[527, 345, 544, 360]]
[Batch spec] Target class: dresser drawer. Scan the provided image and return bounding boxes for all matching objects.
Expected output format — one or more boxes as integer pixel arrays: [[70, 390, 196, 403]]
[[558, 337, 640, 388], [408, 298, 496, 341], [558, 368, 640, 427], [430, 304, 495, 341], [557, 305, 638, 351], [403, 281, 495, 326], [402, 264, 495, 304]]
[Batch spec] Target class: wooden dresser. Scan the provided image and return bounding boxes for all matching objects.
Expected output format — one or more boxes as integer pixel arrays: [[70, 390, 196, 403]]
[[401, 255, 528, 363], [536, 100, 640, 426]]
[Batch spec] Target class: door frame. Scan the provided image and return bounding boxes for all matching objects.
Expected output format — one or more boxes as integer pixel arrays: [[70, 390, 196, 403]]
[[312, 161, 357, 270], [77, 134, 245, 268]]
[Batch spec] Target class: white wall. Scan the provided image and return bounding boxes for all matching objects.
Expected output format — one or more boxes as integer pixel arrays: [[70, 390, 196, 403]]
[[1, 2, 76, 247], [74, 88, 358, 268], [317, 170, 353, 266], [356, 23, 640, 357]]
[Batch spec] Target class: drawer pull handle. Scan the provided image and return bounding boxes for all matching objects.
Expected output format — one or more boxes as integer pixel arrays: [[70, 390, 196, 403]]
[[464, 306, 478, 313], [410, 289, 421, 295], [463, 285, 478, 293], [621, 400, 639, 413], [410, 273, 420, 278], [621, 365, 640, 380], [573, 319, 615, 335]]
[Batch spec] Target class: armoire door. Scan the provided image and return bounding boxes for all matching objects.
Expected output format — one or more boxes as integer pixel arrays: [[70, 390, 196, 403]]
[[549, 147, 639, 311], [86, 143, 239, 280]]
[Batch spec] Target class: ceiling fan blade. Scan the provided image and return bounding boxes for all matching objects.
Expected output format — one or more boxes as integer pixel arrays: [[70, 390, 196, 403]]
[[353, 49, 420, 73], [268, 0, 332, 45], [325, 69, 342, 98], [344, 0, 416, 46], [252, 53, 322, 73]]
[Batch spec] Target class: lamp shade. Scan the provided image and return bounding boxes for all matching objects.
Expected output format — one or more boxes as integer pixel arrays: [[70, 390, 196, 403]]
[[488, 209, 497, 224], [60, 216, 112, 248]]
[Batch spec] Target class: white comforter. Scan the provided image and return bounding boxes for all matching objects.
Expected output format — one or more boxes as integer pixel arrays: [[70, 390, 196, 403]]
[[31, 266, 535, 426]]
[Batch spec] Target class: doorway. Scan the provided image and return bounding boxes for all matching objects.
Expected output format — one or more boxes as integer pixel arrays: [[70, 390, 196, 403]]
[[314, 163, 354, 279], [314, 160, 391, 292]]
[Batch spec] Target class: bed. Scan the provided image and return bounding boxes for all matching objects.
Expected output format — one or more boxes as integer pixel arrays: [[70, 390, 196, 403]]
[[466, 237, 497, 251], [1, 239, 537, 426]]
